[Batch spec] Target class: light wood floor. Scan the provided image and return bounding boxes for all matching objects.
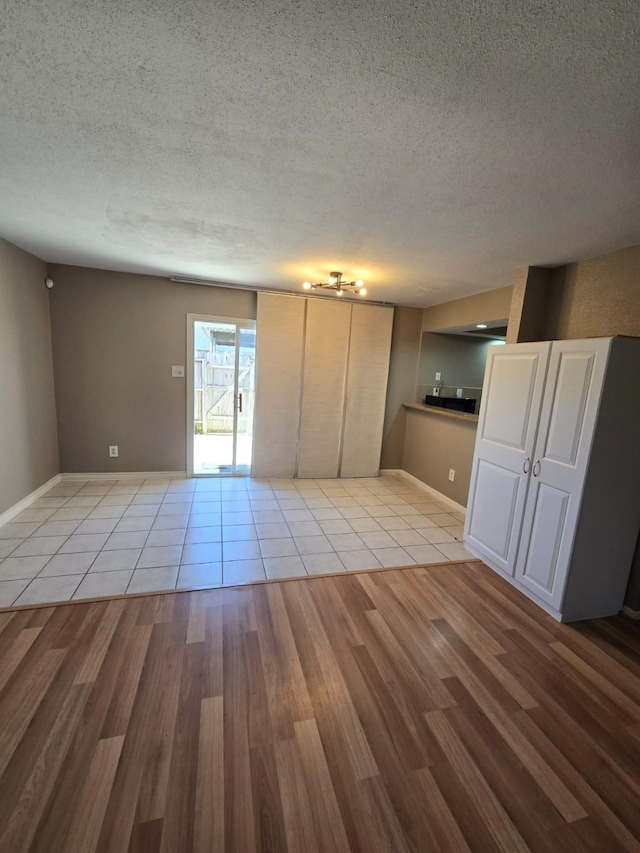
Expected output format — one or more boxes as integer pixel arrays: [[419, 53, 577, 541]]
[[0, 561, 639, 852]]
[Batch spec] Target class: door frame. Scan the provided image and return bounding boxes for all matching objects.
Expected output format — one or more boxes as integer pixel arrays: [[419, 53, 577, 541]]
[[186, 313, 256, 478]]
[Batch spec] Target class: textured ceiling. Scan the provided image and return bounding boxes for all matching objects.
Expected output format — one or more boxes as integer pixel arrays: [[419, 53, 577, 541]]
[[1, 0, 639, 306]]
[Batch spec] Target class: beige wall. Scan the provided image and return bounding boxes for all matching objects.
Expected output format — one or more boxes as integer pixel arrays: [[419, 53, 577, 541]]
[[506, 267, 554, 344], [508, 246, 640, 344], [48, 267, 426, 477], [402, 409, 476, 505], [548, 245, 640, 340], [422, 285, 512, 331], [0, 239, 59, 514], [418, 332, 492, 390], [380, 307, 423, 469], [48, 265, 256, 473], [392, 284, 510, 499]]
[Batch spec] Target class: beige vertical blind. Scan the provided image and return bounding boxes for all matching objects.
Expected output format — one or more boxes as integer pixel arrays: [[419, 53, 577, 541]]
[[252, 293, 394, 479], [252, 293, 305, 478], [340, 304, 394, 477], [297, 299, 352, 478]]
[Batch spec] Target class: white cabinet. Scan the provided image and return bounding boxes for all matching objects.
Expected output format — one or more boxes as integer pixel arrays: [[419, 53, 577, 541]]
[[464, 337, 640, 621]]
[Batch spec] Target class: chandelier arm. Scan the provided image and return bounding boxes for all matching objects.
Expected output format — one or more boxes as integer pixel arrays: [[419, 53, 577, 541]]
[[303, 271, 365, 295]]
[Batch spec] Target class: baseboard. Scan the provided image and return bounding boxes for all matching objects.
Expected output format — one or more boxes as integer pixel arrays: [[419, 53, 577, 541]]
[[61, 471, 187, 481], [381, 468, 466, 514], [0, 474, 63, 526], [622, 605, 640, 620]]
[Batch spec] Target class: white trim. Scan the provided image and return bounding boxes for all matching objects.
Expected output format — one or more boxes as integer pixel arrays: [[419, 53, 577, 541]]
[[61, 471, 187, 481], [186, 313, 256, 478], [0, 474, 62, 526], [622, 605, 640, 620], [186, 314, 195, 477], [380, 468, 467, 514]]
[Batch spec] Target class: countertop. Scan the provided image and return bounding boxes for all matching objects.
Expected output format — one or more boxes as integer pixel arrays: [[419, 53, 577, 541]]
[[402, 402, 479, 424]]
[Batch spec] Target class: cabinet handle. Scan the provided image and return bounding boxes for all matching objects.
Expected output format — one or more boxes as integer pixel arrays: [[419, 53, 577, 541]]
[[532, 460, 541, 477], [523, 457, 530, 474]]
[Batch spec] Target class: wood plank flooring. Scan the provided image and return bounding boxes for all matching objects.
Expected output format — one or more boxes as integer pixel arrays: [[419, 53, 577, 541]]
[[1, 560, 639, 852]]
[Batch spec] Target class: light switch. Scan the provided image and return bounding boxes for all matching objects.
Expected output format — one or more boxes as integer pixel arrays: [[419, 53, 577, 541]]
[[172, 365, 185, 378]]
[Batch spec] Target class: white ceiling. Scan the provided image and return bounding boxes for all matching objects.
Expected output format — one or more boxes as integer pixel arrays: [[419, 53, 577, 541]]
[[1, 1, 638, 306]]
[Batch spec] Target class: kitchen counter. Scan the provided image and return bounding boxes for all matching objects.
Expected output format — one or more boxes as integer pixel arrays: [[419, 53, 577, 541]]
[[402, 402, 479, 424]]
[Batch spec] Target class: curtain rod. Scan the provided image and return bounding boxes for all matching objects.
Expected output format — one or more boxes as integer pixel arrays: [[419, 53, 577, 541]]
[[169, 276, 393, 306]]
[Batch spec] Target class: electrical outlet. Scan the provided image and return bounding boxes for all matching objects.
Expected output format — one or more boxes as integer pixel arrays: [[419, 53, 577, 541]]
[[435, 372, 441, 381], [456, 388, 463, 397], [433, 387, 440, 396], [172, 365, 185, 378], [448, 469, 455, 482], [109, 445, 119, 458]]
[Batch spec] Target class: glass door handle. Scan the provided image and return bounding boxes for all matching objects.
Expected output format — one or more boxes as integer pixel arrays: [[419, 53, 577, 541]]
[[237, 393, 243, 413]]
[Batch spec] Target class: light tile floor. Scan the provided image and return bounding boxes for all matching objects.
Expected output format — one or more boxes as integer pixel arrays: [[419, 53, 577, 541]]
[[0, 474, 473, 608]]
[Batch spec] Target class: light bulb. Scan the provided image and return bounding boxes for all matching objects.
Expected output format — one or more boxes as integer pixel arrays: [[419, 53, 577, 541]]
[[303, 281, 311, 289], [328, 276, 337, 285], [336, 289, 344, 296], [359, 287, 367, 296], [355, 280, 364, 287]]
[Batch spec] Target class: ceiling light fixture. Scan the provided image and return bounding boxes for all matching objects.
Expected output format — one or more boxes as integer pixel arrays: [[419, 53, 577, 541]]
[[476, 323, 488, 329], [303, 271, 367, 297]]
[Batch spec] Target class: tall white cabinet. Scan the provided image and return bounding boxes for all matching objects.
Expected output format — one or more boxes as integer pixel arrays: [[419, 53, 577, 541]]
[[252, 293, 394, 479], [464, 336, 640, 621]]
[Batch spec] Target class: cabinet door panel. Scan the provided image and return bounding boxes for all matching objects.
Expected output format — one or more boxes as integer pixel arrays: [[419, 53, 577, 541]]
[[466, 460, 522, 563], [514, 339, 610, 607], [481, 354, 541, 450], [517, 482, 570, 604], [543, 352, 594, 465], [464, 342, 550, 576]]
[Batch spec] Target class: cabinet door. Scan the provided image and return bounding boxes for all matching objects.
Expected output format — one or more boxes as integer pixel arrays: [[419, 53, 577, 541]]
[[297, 300, 351, 478], [464, 342, 550, 575], [514, 339, 610, 609]]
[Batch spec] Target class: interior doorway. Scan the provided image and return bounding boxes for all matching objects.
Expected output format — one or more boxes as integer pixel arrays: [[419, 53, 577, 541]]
[[187, 315, 256, 476]]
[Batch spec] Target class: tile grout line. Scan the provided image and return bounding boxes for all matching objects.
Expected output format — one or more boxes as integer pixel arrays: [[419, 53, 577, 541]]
[[0, 474, 467, 606]]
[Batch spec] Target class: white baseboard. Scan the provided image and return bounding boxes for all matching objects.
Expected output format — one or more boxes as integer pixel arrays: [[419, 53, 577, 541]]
[[61, 471, 187, 481], [0, 474, 63, 526], [381, 468, 466, 514], [0, 471, 190, 527], [622, 605, 640, 620]]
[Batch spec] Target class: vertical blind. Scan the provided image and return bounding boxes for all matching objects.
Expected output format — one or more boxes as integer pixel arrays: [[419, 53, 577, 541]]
[[251, 293, 305, 478], [253, 292, 394, 479]]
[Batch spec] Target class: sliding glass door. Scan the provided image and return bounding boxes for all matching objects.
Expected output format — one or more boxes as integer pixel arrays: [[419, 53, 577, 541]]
[[189, 316, 256, 476]]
